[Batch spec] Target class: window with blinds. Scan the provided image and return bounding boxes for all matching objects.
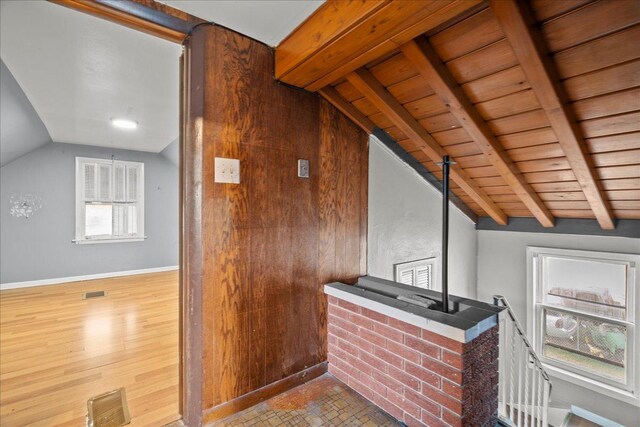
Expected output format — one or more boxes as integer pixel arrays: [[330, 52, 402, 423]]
[[394, 258, 437, 290], [75, 157, 144, 243]]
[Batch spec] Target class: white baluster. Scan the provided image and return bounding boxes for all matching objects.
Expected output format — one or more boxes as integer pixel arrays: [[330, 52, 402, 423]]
[[509, 323, 517, 421], [517, 340, 524, 427], [542, 380, 550, 427], [530, 364, 537, 427], [524, 352, 530, 427], [499, 312, 507, 417]]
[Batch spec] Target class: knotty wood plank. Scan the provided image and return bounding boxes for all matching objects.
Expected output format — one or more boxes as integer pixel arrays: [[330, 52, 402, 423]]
[[492, 0, 615, 228], [347, 67, 508, 224], [402, 38, 554, 226]]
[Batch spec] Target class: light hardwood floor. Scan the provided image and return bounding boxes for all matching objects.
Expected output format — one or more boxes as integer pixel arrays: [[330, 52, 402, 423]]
[[0, 271, 180, 426]]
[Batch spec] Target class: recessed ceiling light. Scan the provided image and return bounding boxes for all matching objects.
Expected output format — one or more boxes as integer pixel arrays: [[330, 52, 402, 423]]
[[111, 118, 138, 129]]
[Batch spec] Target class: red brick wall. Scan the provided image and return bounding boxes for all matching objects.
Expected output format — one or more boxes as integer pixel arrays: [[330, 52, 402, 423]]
[[327, 296, 499, 427]]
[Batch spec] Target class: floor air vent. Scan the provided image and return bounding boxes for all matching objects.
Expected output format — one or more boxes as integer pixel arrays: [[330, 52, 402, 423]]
[[87, 387, 131, 427], [83, 291, 106, 300]]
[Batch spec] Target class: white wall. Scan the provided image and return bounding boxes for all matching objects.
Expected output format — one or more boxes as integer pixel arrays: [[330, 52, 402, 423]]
[[1, 142, 179, 285], [477, 230, 640, 425], [367, 136, 478, 298]]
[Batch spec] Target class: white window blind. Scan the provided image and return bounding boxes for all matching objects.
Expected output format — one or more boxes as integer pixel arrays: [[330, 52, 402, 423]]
[[394, 258, 437, 290], [75, 157, 144, 244]]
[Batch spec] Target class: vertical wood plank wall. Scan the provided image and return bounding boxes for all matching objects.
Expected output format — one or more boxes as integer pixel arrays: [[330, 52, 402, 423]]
[[183, 25, 368, 423]]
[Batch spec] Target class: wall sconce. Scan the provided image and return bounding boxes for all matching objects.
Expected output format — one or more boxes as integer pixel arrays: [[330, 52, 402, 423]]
[[9, 193, 42, 219]]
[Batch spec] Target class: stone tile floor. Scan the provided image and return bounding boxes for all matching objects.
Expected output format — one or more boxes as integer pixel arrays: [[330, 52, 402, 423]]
[[211, 373, 401, 426]]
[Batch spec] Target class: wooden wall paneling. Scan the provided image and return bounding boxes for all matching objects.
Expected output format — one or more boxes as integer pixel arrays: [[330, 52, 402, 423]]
[[492, 0, 615, 229], [401, 38, 554, 227], [346, 67, 508, 224], [189, 25, 368, 424]]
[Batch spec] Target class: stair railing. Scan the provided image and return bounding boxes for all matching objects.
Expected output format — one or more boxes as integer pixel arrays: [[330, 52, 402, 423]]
[[493, 295, 552, 427]]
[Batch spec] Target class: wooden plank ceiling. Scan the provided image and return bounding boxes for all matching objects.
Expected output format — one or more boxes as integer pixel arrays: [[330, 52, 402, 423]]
[[276, 0, 640, 228]]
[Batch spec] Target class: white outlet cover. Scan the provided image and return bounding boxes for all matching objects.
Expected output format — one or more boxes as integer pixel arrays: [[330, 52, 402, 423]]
[[214, 157, 240, 184]]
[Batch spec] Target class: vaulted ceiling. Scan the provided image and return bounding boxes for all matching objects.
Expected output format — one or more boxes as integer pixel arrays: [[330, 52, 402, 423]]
[[275, 0, 640, 228]]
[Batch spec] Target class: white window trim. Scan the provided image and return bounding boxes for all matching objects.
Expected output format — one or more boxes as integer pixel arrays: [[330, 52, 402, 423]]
[[75, 157, 145, 244], [394, 257, 438, 290], [526, 246, 640, 406]]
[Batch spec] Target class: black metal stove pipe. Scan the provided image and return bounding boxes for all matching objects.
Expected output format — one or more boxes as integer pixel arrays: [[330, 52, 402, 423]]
[[441, 155, 451, 313]]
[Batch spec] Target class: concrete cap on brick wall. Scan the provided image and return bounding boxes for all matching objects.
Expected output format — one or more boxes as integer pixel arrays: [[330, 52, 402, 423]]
[[324, 276, 503, 343]]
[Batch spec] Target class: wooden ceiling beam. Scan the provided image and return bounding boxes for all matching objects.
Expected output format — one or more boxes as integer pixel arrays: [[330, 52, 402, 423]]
[[275, 0, 484, 90], [49, 0, 203, 43], [491, 0, 615, 229], [346, 68, 508, 225], [318, 87, 376, 134], [400, 38, 555, 227]]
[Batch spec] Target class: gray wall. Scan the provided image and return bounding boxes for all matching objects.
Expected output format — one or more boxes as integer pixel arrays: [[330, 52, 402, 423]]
[[1, 142, 178, 284], [477, 230, 640, 425], [0, 60, 51, 167], [367, 136, 478, 298]]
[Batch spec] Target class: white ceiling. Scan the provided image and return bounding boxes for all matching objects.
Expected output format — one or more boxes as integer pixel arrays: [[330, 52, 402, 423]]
[[162, 0, 323, 46], [0, 0, 182, 153], [0, 0, 323, 154]]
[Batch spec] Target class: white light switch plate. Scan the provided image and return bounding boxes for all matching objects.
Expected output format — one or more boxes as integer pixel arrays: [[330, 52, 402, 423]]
[[214, 157, 240, 184]]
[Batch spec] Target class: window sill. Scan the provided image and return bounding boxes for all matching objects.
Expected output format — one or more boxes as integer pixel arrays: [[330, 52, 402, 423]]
[[73, 237, 147, 245], [544, 363, 639, 407]]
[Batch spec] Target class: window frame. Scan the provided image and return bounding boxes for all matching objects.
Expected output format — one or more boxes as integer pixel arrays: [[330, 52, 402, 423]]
[[526, 246, 640, 406], [74, 156, 145, 244]]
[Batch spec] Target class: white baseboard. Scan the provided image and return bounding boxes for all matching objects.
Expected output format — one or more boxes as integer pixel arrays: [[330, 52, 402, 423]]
[[0, 266, 179, 291]]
